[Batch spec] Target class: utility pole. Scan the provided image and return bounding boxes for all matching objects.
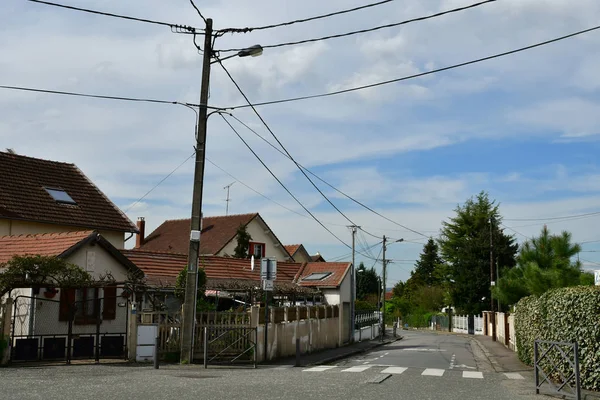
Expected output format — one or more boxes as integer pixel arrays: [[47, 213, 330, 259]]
[[224, 182, 235, 216], [382, 235, 387, 338], [490, 217, 496, 342], [349, 225, 358, 343], [180, 18, 213, 364]]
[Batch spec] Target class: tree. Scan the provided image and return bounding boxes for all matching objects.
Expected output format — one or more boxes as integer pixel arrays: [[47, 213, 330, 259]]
[[411, 238, 444, 287], [356, 262, 380, 301], [174, 266, 207, 304], [438, 191, 518, 314], [233, 224, 252, 259], [494, 226, 591, 306]]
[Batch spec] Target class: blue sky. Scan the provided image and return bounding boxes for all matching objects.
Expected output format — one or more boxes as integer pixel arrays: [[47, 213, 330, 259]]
[[2, 0, 600, 287]]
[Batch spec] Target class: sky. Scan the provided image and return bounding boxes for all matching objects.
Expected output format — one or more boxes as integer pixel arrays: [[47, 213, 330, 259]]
[[2, 0, 600, 288]]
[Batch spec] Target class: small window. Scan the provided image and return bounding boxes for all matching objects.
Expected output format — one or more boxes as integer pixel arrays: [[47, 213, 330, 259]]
[[302, 272, 332, 281], [44, 187, 77, 204], [249, 242, 265, 259]]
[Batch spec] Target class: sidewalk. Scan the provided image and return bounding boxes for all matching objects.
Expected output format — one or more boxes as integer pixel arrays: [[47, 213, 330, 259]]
[[470, 335, 532, 373], [267, 332, 401, 367]]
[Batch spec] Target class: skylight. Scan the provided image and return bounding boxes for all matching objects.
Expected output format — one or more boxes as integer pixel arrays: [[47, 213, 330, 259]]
[[44, 188, 77, 205], [302, 272, 332, 281]]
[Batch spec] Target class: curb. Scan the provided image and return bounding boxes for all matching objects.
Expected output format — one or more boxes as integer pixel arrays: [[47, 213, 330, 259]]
[[305, 336, 402, 367]]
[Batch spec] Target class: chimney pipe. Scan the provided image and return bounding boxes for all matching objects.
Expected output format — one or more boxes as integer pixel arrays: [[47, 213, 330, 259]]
[[136, 217, 145, 248]]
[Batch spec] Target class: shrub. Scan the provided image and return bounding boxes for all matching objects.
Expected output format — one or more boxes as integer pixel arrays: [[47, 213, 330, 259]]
[[514, 286, 600, 391]]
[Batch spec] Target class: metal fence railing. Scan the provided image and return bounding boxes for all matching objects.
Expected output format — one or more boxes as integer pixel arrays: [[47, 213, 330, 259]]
[[534, 340, 581, 400]]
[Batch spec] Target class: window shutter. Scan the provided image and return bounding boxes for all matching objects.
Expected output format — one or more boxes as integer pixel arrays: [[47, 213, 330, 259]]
[[262, 244, 266, 258], [59, 289, 75, 321], [102, 286, 117, 320]]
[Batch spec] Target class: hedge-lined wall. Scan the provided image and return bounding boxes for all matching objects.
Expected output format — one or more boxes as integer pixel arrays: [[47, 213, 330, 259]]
[[514, 286, 600, 391]]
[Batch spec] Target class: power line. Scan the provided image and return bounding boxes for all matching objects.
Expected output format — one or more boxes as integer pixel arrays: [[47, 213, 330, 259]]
[[217, 59, 383, 240], [216, 0, 496, 52], [27, 0, 198, 33], [0, 84, 206, 108], [504, 211, 600, 222], [500, 223, 529, 240], [188, 0, 208, 24], [228, 114, 429, 238], [123, 152, 196, 214], [217, 0, 395, 34], [227, 24, 600, 109], [220, 114, 352, 250]]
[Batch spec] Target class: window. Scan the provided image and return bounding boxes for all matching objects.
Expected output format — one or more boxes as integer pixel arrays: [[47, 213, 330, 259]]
[[302, 272, 332, 281], [44, 187, 77, 204], [249, 242, 266, 259], [74, 288, 99, 324]]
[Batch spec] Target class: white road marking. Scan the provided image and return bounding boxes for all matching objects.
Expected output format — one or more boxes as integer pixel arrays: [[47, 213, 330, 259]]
[[450, 354, 456, 370], [303, 366, 336, 372], [422, 368, 445, 377], [463, 371, 484, 379], [342, 366, 373, 372], [504, 373, 525, 380], [381, 367, 407, 375], [383, 352, 389, 356], [402, 348, 447, 352], [363, 361, 370, 365], [455, 364, 476, 369]]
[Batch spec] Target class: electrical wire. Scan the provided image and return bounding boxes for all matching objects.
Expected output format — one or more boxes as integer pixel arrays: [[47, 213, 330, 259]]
[[216, 0, 496, 52], [217, 59, 383, 240], [228, 114, 429, 238], [124, 152, 196, 213], [220, 114, 352, 250], [500, 224, 529, 240], [0, 84, 205, 108], [27, 0, 198, 33], [217, 0, 395, 34], [227, 24, 600, 109], [504, 211, 600, 222], [188, 0, 208, 24]]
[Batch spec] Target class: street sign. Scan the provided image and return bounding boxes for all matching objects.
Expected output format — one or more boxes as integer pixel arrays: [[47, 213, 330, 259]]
[[260, 257, 277, 280], [262, 279, 274, 291], [595, 270, 600, 286]]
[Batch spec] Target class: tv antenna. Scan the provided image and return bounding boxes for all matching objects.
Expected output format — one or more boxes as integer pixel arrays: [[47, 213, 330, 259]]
[[224, 182, 235, 216]]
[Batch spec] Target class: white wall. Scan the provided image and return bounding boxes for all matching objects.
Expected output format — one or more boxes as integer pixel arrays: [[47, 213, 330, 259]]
[[0, 219, 125, 249], [218, 219, 290, 261]]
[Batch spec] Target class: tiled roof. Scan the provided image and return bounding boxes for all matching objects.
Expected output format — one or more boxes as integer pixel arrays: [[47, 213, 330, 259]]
[[0, 231, 94, 263], [385, 291, 394, 300], [296, 262, 351, 288], [284, 244, 301, 256], [122, 250, 303, 286], [311, 254, 326, 262], [138, 213, 258, 254], [0, 152, 137, 233]]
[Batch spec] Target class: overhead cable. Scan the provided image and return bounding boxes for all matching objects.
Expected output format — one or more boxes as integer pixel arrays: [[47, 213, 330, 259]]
[[504, 210, 600, 222], [217, 0, 395, 34], [217, 59, 383, 240], [216, 0, 496, 52], [28, 0, 198, 33], [188, 0, 208, 24], [228, 114, 429, 238], [227, 24, 600, 109]]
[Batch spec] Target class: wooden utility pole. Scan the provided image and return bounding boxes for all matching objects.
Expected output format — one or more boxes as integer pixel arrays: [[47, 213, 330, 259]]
[[490, 217, 496, 342]]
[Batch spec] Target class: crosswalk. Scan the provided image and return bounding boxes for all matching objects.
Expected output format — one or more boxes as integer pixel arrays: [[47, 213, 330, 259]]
[[302, 365, 526, 381]]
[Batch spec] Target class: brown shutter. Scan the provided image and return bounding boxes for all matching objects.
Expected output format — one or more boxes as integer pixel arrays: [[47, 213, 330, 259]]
[[102, 286, 117, 320], [59, 289, 76, 321]]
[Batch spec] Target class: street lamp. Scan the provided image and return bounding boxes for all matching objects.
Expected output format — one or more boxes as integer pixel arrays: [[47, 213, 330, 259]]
[[381, 236, 403, 338], [212, 44, 263, 63], [180, 16, 263, 364]]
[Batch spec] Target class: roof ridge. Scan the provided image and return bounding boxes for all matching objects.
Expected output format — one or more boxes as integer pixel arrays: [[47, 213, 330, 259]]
[[0, 151, 75, 165], [123, 249, 188, 257], [0, 230, 94, 240], [161, 213, 258, 223]]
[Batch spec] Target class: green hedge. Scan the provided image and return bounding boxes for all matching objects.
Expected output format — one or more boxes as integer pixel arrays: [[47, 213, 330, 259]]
[[514, 286, 600, 391]]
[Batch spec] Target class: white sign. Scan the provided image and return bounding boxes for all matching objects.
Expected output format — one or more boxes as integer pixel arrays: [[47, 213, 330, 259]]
[[262, 279, 274, 291], [260, 258, 277, 280], [595, 270, 600, 286]]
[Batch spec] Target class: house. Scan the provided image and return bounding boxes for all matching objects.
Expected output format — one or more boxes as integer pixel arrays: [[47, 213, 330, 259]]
[[295, 261, 352, 306], [135, 213, 292, 262], [284, 244, 313, 263], [310, 252, 326, 262], [0, 231, 142, 361], [0, 151, 138, 249]]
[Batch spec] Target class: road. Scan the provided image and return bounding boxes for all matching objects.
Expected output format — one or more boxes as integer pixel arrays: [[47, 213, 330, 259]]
[[0, 331, 548, 400]]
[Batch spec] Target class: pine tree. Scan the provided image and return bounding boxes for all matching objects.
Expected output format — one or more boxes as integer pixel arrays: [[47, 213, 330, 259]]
[[356, 262, 380, 301], [233, 224, 252, 259], [438, 191, 518, 314], [411, 238, 443, 287]]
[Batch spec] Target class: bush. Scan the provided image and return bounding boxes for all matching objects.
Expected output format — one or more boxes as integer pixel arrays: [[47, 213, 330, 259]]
[[514, 286, 600, 391]]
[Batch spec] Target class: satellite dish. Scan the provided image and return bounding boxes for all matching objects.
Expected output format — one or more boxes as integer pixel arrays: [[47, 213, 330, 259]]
[[251, 255, 255, 271]]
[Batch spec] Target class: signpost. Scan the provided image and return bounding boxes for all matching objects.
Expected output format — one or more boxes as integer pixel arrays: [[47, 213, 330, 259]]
[[594, 270, 600, 286], [261, 258, 276, 361]]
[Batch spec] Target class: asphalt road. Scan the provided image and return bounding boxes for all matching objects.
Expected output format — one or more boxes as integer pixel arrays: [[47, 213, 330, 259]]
[[0, 331, 551, 400]]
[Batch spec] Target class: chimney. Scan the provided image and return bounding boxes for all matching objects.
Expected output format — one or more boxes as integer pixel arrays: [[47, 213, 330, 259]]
[[136, 217, 145, 248]]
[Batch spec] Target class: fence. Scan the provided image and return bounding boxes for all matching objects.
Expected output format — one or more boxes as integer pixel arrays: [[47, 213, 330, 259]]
[[451, 315, 483, 335], [534, 340, 581, 400]]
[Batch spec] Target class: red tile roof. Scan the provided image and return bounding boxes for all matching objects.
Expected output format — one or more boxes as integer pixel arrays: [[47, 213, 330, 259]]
[[385, 291, 394, 300], [0, 231, 94, 263], [122, 250, 303, 286], [311, 253, 326, 262], [284, 244, 301, 256], [0, 152, 137, 233], [296, 262, 351, 288], [138, 213, 258, 255]]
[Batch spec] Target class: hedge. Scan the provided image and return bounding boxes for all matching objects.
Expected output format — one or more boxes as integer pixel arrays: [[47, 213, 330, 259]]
[[514, 286, 600, 391]]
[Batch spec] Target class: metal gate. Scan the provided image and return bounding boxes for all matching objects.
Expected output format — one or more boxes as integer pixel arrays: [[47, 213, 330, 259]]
[[10, 292, 128, 364], [202, 326, 257, 368], [534, 340, 581, 400]]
